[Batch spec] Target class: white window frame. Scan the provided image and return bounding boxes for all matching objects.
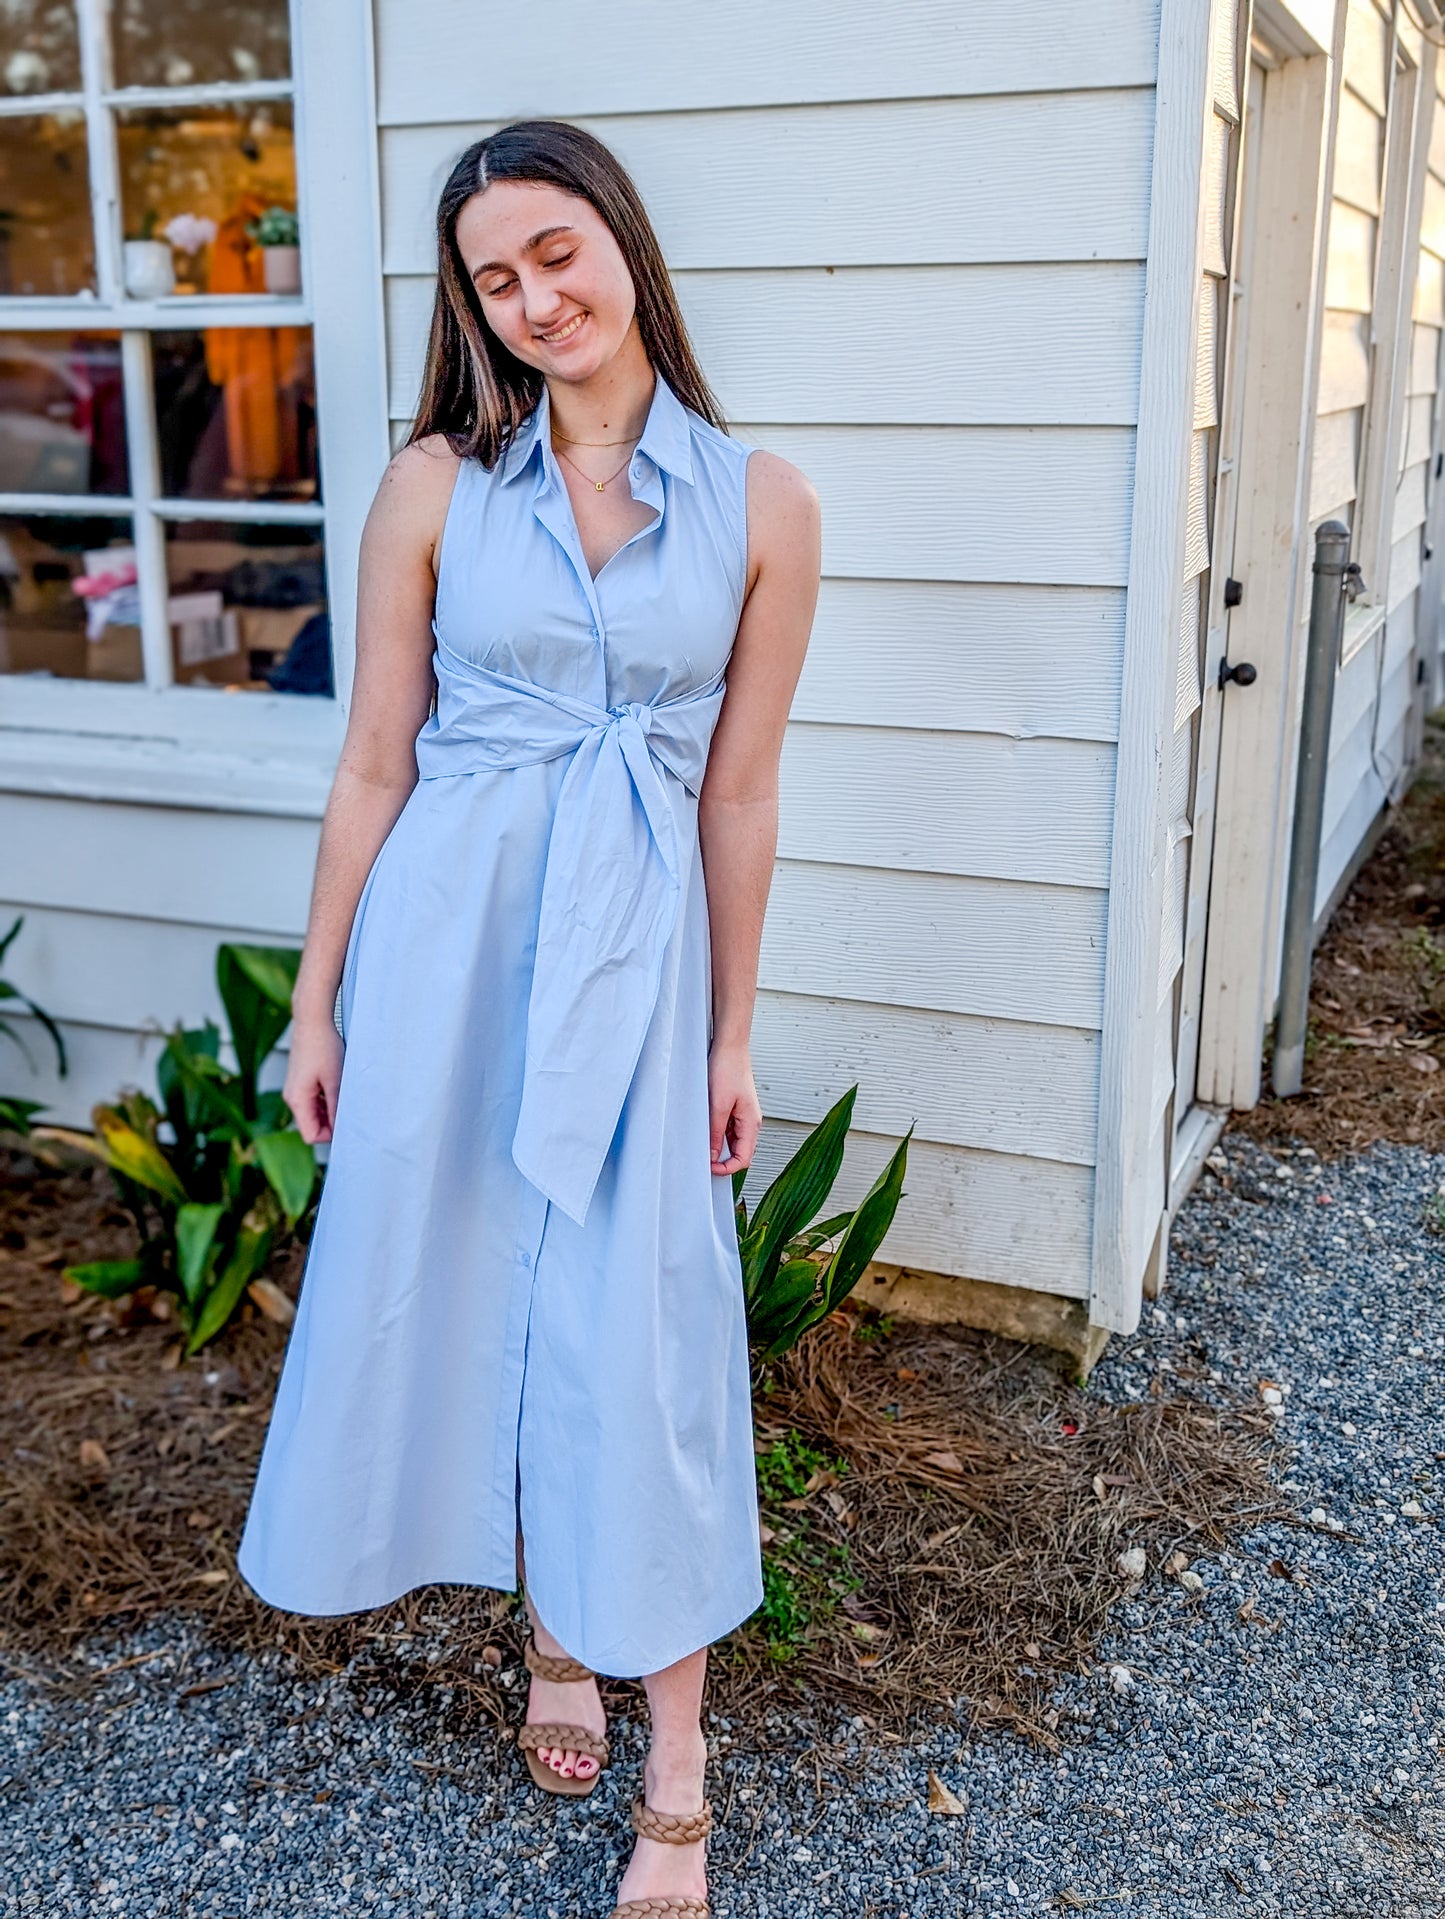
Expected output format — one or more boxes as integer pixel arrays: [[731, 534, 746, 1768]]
[[1344, 3, 1433, 660], [0, 0, 388, 814]]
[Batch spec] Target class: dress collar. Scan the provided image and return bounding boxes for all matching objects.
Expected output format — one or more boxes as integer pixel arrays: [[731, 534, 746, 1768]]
[[497, 370, 696, 487]]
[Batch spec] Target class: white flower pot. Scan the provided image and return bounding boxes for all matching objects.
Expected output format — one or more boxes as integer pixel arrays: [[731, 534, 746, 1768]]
[[123, 238, 175, 300], [261, 244, 301, 295]]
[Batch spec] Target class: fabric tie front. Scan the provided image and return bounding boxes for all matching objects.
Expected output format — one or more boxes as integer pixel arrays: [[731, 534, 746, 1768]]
[[414, 634, 727, 1226]]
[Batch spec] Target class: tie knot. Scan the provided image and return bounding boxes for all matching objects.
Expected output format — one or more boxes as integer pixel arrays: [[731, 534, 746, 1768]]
[[607, 699, 653, 733]]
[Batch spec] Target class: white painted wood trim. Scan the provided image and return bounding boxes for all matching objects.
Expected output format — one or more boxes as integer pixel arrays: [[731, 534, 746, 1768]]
[[1089, 0, 1217, 1337], [292, 0, 390, 715], [1168, 1100, 1231, 1214]]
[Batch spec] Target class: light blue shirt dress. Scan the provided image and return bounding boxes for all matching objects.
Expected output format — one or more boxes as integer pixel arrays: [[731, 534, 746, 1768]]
[[236, 372, 766, 1678]]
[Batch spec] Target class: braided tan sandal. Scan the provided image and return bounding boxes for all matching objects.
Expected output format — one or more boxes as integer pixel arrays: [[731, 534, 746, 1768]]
[[517, 1635, 611, 1798], [607, 1793, 714, 1918]]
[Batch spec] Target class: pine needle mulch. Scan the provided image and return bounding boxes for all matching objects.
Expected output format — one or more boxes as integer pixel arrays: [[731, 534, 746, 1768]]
[[1231, 710, 1445, 1159], [0, 1144, 1291, 1749]]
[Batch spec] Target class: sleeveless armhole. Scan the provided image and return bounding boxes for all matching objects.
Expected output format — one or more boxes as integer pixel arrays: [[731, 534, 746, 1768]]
[[430, 450, 472, 615], [740, 442, 762, 604]]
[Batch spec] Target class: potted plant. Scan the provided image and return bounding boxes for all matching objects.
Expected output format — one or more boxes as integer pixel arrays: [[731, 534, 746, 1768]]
[[246, 205, 301, 294], [161, 211, 217, 296], [122, 206, 175, 299]]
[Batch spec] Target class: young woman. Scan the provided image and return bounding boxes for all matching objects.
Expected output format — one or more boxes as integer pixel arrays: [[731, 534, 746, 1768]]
[[236, 120, 821, 1918]]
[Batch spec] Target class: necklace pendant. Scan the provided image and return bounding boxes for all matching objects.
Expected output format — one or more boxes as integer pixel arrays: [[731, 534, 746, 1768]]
[[595, 480, 605, 491]]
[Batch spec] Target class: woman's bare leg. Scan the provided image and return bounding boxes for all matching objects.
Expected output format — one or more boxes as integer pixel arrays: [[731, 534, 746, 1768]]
[[613, 1646, 710, 1907], [517, 1532, 607, 1782]]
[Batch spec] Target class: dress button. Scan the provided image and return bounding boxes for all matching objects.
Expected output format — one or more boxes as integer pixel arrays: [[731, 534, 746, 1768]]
[[519, 1249, 532, 1269]]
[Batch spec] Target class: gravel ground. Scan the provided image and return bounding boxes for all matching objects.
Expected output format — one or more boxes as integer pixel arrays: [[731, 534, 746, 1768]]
[[1, 1132, 1441, 1919]]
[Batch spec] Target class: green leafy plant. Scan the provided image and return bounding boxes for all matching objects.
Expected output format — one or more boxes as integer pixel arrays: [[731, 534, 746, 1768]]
[[753, 1430, 858, 1657], [39, 944, 318, 1354], [734, 1084, 911, 1363], [0, 913, 67, 1136], [246, 205, 299, 247]]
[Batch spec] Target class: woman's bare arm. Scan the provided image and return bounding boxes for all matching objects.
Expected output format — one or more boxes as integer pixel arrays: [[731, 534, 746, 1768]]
[[284, 436, 460, 1143], [697, 447, 821, 1176]]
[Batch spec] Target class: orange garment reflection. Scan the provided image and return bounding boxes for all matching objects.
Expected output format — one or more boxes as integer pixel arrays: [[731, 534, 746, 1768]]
[[203, 190, 310, 491]]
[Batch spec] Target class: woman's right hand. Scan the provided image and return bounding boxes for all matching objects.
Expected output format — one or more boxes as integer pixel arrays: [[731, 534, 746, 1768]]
[[283, 1013, 346, 1145]]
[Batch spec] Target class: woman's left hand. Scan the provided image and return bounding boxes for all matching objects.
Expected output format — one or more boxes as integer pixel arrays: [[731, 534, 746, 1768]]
[[708, 1037, 762, 1176]]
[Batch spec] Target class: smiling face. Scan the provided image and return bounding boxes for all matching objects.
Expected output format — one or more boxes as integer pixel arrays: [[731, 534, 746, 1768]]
[[456, 179, 641, 386]]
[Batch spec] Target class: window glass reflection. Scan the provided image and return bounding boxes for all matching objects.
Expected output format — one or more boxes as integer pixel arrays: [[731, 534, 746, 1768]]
[[116, 103, 297, 300], [164, 518, 330, 694], [111, 0, 292, 90], [2, 1, 82, 95], [0, 514, 142, 681], [154, 326, 316, 501], [0, 111, 96, 297], [0, 333, 128, 495]]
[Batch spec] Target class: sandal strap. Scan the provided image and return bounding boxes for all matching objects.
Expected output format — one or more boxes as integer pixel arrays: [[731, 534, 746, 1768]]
[[523, 1636, 595, 1684], [630, 1796, 713, 1845], [517, 1722, 610, 1765], [609, 1903, 709, 1918]]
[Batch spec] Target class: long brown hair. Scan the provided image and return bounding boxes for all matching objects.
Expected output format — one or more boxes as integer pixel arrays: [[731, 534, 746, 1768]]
[[406, 120, 727, 468]]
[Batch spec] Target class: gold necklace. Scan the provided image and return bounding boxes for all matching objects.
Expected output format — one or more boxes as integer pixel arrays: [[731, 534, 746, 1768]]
[[552, 429, 639, 448], [552, 438, 635, 492]]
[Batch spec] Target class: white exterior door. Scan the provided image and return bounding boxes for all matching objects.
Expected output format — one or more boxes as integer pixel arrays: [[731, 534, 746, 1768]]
[[1172, 51, 1268, 1157]]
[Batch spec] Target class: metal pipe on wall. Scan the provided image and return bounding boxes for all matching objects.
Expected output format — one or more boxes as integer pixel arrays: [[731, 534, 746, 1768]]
[[1271, 520, 1358, 1097]]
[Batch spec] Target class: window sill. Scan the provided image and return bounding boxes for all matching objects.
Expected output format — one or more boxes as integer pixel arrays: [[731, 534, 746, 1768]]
[[0, 684, 343, 818]]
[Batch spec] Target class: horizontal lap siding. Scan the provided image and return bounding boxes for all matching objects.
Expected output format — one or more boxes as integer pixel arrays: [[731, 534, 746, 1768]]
[[1315, 15, 1445, 916], [0, 793, 321, 1130], [1309, 4, 1399, 920], [368, 9, 1163, 1292]]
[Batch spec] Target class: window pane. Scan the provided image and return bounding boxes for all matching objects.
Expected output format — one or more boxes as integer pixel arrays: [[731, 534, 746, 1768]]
[[163, 518, 330, 694], [2, 1, 82, 95], [154, 326, 316, 502], [0, 332, 128, 495], [0, 514, 142, 681], [116, 102, 298, 299], [111, 0, 292, 90], [0, 111, 96, 297]]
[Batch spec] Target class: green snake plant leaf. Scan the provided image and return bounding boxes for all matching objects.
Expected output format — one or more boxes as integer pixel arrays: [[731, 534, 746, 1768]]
[[0, 916, 67, 1076], [750, 1256, 824, 1359], [174, 1202, 226, 1307], [812, 1126, 913, 1319], [0, 1096, 47, 1135], [187, 1199, 278, 1353], [255, 1128, 317, 1229], [738, 1085, 857, 1288], [93, 1106, 188, 1208], [217, 945, 300, 1117], [63, 1257, 147, 1299]]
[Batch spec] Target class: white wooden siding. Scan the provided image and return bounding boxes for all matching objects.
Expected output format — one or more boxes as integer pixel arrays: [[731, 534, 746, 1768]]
[[386, 264, 1147, 428], [372, 10, 1165, 1300], [374, 0, 1160, 123], [2, 0, 1161, 1302], [1313, 21, 1443, 920], [379, 97, 1155, 274]]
